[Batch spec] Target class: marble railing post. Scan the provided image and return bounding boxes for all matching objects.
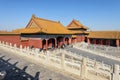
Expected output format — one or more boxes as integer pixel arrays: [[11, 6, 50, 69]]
[[81, 58, 87, 79], [112, 64, 120, 80], [27, 46, 29, 51], [116, 39, 119, 47], [20, 45, 22, 53], [94, 61, 99, 70], [87, 38, 90, 44], [14, 44, 17, 48], [6, 42, 9, 46], [5, 42, 7, 45], [10, 43, 12, 47], [1, 41, 3, 46], [2, 41, 4, 44], [23, 46, 25, 49]]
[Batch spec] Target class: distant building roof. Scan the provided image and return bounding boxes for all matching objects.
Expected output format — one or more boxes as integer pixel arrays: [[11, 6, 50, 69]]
[[13, 27, 42, 34], [88, 31, 120, 39], [67, 19, 88, 30], [0, 30, 19, 35], [68, 30, 89, 34]]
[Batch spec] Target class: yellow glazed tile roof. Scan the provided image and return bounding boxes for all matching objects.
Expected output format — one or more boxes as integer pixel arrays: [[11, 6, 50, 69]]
[[0, 30, 20, 35], [19, 15, 73, 34], [68, 30, 85, 34], [88, 31, 120, 39], [67, 19, 88, 29], [13, 28, 43, 34]]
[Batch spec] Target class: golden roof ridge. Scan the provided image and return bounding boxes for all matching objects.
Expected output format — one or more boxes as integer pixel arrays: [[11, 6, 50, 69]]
[[33, 15, 60, 24]]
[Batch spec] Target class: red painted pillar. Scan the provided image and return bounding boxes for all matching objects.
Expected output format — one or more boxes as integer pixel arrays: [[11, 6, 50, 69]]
[[69, 38, 71, 44], [81, 36, 83, 42], [55, 38, 57, 48], [75, 38, 77, 43], [119, 40, 120, 46], [102, 40, 104, 45], [46, 39, 48, 50], [82, 36, 85, 42], [79, 36, 81, 42], [108, 40, 110, 46], [63, 38, 65, 44], [60, 38, 62, 47], [72, 38, 74, 44], [87, 38, 90, 44], [105, 40, 107, 45], [116, 39, 119, 47], [76, 36, 78, 42], [94, 39, 96, 45], [101, 40, 103, 45]]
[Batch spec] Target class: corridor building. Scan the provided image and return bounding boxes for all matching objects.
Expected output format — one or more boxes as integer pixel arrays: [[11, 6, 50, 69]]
[[87, 31, 120, 47]]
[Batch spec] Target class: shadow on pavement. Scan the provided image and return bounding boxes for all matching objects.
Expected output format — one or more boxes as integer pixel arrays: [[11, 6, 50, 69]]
[[0, 55, 40, 80]]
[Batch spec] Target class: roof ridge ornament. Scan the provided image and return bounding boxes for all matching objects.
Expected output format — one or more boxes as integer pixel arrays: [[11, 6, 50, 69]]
[[58, 21, 60, 23], [32, 14, 36, 18]]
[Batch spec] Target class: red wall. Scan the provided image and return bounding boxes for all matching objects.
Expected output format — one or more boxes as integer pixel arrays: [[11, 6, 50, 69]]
[[76, 36, 82, 42], [20, 38, 42, 48], [71, 38, 76, 44], [28, 38, 42, 48], [0, 35, 20, 47], [0, 34, 43, 48], [20, 41, 29, 48], [76, 35, 85, 42]]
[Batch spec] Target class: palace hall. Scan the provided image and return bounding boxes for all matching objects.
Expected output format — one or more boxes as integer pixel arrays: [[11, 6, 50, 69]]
[[0, 15, 120, 49]]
